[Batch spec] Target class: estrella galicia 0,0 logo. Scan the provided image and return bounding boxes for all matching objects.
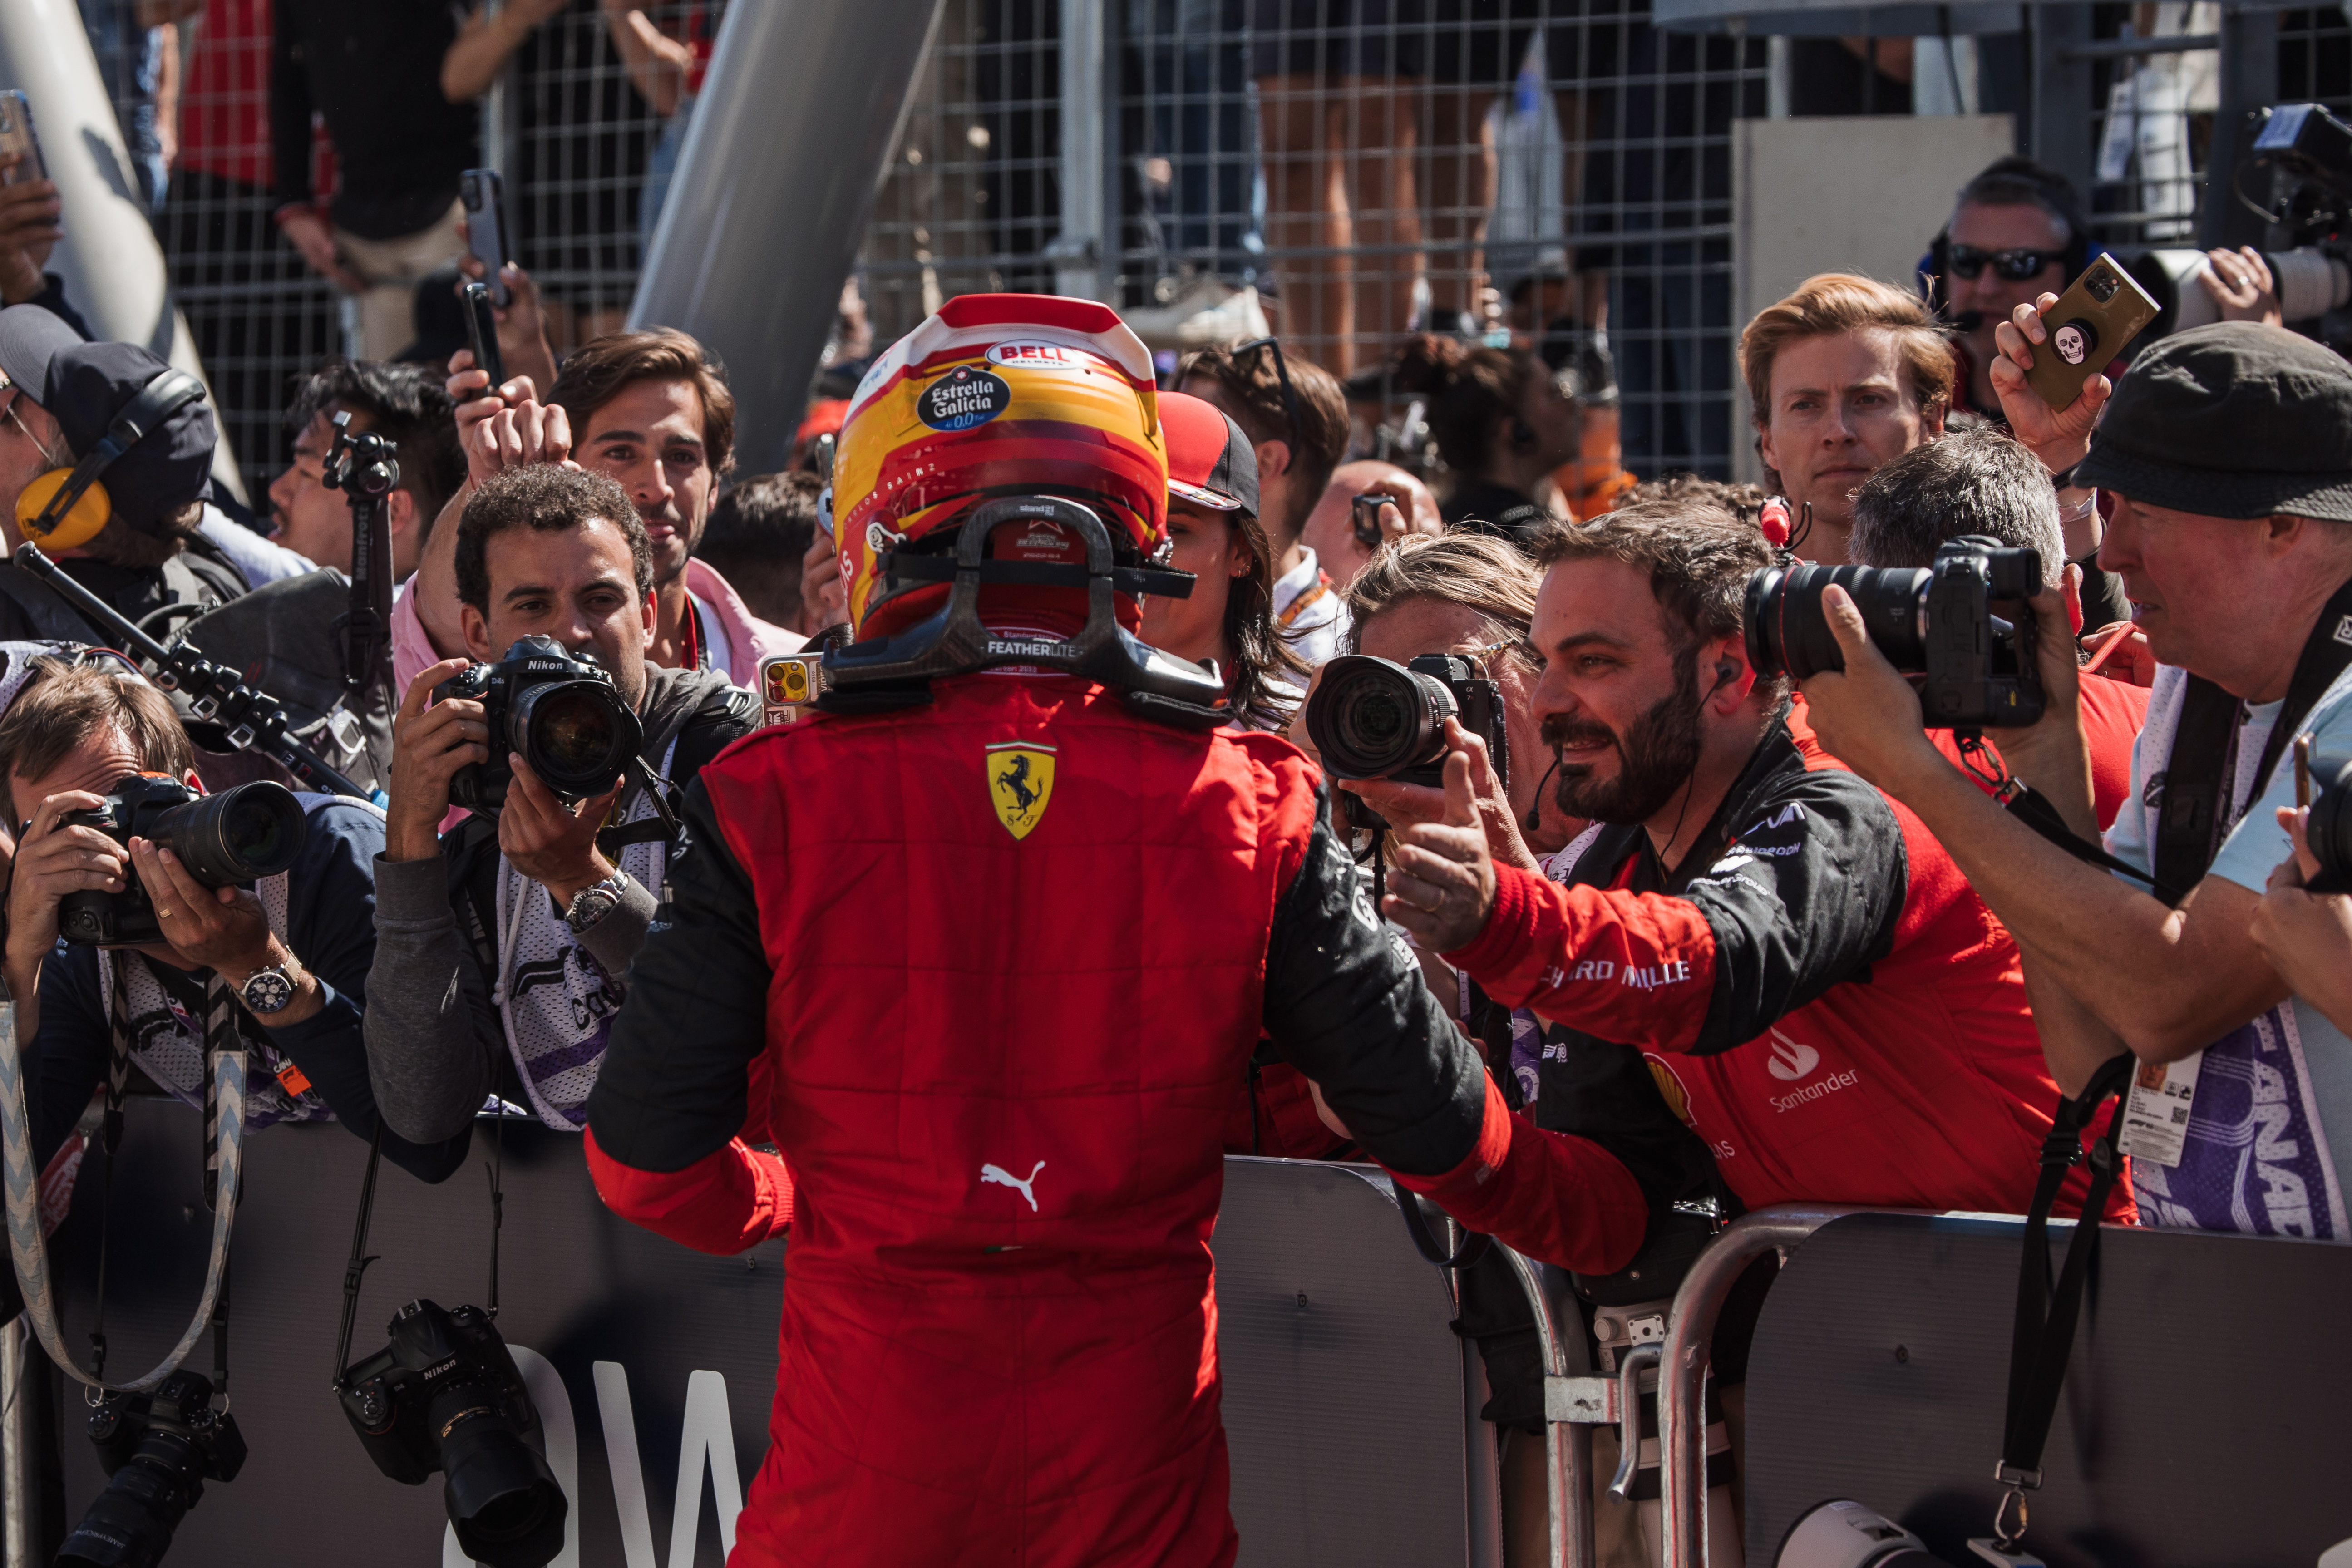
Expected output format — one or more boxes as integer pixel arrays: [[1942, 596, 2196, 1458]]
[[918, 365, 1012, 431]]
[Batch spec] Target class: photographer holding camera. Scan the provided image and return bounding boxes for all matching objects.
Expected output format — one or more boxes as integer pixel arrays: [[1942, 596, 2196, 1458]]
[[1367, 500, 2125, 1272], [365, 464, 759, 1147], [2252, 804, 2352, 1037], [0, 657, 465, 1190], [1803, 318, 2352, 1238]]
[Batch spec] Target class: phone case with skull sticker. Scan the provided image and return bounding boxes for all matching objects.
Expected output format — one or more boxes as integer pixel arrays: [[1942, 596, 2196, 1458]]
[[2024, 254, 2160, 414]]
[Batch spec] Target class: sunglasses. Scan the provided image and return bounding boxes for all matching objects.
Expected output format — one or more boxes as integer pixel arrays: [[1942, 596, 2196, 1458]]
[[1945, 244, 2069, 282], [1233, 336, 1303, 452]]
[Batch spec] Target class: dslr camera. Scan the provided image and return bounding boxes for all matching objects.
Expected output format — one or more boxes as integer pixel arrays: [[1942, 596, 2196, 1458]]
[[56, 777, 307, 947], [1305, 653, 1511, 793], [2307, 752, 2352, 895], [434, 635, 642, 811], [58, 1369, 246, 1568], [1744, 536, 2045, 729], [340, 1298, 568, 1568]]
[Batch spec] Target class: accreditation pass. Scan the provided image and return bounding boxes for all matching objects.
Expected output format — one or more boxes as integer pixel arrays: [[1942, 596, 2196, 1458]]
[[2117, 1051, 2203, 1168]]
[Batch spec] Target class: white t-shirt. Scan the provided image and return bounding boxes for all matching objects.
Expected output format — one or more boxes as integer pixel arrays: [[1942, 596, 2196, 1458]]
[[2105, 662, 2352, 1239], [199, 503, 315, 587]]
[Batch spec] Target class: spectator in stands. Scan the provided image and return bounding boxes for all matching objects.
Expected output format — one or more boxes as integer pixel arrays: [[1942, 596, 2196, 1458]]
[[1801, 319, 2352, 1241], [599, 0, 714, 251], [440, 0, 572, 101], [1740, 272, 1948, 569], [2, 656, 464, 1187], [1384, 334, 1581, 545], [271, 1, 479, 358], [366, 465, 759, 1147], [0, 307, 248, 641], [264, 360, 464, 578], [1846, 427, 2148, 830], [2252, 809, 2352, 1037], [1139, 392, 1302, 727], [78, 0, 191, 212], [400, 326, 803, 694], [1552, 352, 1637, 523], [700, 471, 824, 635], [1366, 500, 2127, 1284], [1298, 458, 1442, 592], [1178, 339, 1352, 668]]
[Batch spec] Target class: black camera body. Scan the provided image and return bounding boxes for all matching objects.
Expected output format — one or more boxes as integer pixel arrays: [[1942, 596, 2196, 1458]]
[[340, 1298, 567, 1568], [56, 776, 307, 947], [1304, 653, 1511, 811], [59, 1370, 246, 1568], [2308, 753, 2352, 895], [1744, 536, 2045, 730], [434, 635, 642, 812]]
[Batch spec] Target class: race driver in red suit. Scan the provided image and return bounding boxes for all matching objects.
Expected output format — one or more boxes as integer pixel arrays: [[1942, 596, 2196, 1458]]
[[1353, 498, 2131, 1270], [578, 299, 1660, 1568]]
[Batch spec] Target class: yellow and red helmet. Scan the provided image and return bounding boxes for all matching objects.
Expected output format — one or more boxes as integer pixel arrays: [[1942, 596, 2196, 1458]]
[[830, 295, 1165, 635]]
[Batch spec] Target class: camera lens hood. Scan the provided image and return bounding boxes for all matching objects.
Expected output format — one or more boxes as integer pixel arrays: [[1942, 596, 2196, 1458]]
[[1305, 655, 1459, 780]]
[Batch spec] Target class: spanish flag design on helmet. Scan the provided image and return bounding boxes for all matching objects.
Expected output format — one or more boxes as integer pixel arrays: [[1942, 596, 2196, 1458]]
[[832, 294, 1166, 636]]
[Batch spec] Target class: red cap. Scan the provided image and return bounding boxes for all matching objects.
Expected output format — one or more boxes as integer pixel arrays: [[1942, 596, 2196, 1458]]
[[1158, 390, 1259, 515]]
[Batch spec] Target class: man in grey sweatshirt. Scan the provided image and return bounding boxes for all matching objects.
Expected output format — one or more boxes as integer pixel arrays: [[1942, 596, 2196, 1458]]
[[364, 465, 758, 1153]]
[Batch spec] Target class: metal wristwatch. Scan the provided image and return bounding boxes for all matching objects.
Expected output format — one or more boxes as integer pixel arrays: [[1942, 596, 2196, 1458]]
[[238, 962, 296, 1016], [564, 869, 632, 934]]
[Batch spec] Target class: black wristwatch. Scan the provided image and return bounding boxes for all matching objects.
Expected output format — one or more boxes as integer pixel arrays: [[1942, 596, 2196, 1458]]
[[564, 869, 633, 934], [238, 962, 296, 1016]]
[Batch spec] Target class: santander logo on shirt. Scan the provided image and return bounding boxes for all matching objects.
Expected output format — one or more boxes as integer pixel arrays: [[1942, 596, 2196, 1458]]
[[1765, 1029, 1819, 1081]]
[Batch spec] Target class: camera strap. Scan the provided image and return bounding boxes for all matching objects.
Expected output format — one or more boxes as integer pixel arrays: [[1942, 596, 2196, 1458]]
[[0, 972, 246, 1396], [1989, 1050, 2134, 1548], [332, 1125, 385, 1385], [1953, 732, 2189, 903]]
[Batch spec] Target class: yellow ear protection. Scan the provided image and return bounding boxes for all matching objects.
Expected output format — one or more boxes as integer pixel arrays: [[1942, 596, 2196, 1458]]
[[13, 369, 207, 552]]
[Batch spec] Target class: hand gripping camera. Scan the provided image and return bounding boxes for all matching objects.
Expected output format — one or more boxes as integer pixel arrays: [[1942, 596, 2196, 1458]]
[[57, 1370, 247, 1568], [434, 635, 643, 811], [56, 776, 308, 947], [1744, 536, 2045, 730], [1304, 653, 1512, 789], [339, 1299, 567, 1568]]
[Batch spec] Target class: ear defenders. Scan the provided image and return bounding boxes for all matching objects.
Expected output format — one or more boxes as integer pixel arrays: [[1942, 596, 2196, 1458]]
[[14, 369, 207, 552]]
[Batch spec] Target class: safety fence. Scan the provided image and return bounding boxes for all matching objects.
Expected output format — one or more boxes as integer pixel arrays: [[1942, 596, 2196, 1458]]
[[56, 0, 2352, 504]]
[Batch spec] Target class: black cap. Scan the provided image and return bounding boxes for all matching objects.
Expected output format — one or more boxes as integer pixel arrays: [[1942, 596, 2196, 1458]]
[[2075, 321, 2352, 522], [0, 305, 215, 533]]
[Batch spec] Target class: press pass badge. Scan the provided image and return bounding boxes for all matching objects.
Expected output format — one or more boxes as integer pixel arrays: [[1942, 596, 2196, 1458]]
[[2117, 1050, 2203, 1168]]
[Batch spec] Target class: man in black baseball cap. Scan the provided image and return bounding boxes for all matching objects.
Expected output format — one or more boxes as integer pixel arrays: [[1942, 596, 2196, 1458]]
[[1798, 316, 2352, 1245], [0, 303, 247, 641]]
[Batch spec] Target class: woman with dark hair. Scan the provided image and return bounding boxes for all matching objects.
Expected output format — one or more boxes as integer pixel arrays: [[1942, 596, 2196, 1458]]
[[1140, 392, 1307, 730], [1386, 333, 1583, 545]]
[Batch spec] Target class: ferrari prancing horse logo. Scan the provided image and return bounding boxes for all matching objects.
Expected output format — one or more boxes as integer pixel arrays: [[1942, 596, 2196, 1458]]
[[986, 741, 1057, 839]]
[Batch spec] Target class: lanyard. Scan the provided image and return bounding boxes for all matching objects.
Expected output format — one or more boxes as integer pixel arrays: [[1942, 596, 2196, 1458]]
[[1276, 570, 1332, 631]]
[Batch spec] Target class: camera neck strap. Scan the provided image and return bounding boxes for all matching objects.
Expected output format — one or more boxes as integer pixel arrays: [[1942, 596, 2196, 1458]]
[[332, 1109, 507, 1388], [1991, 1050, 2134, 1548], [2153, 572, 2352, 905]]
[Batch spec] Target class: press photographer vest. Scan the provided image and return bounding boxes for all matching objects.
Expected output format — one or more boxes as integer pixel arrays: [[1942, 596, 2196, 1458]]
[[2126, 572, 2352, 1239]]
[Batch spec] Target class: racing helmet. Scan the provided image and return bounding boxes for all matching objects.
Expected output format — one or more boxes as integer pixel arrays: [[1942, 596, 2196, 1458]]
[[830, 294, 1166, 636]]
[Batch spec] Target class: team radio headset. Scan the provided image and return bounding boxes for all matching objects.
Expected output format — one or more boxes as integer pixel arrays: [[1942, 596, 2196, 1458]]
[[12, 366, 208, 551]]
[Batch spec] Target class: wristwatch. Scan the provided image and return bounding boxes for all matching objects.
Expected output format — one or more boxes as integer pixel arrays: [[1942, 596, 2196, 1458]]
[[238, 962, 296, 1016], [564, 870, 633, 934]]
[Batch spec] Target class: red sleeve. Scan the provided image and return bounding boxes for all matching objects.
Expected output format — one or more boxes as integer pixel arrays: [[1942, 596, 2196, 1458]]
[[1386, 1076, 1652, 1276], [584, 1129, 794, 1255], [1443, 863, 1718, 1052]]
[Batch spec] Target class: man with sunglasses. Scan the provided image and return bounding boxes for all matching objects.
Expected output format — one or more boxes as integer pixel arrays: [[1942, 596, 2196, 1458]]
[[1179, 336, 1352, 671], [1932, 158, 2090, 421]]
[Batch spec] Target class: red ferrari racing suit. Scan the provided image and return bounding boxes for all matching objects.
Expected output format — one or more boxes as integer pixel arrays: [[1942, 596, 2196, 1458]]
[[582, 668, 1651, 1568], [1396, 710, 2133, 1267]]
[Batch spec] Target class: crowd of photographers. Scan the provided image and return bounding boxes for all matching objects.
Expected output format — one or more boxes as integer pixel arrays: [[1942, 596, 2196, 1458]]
[[0, 136, 2350, 1567]]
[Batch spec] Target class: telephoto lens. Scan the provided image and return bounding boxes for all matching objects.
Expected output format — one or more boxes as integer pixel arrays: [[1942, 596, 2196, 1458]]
[[1743, 563, 1932, 681], [58, 1370, 246, 1568], [339, 1299, 568, 1568], [1304, 654, 1463, 781], [509, 670, 636, 800], [147, 781, 306, 884], [1774, 1500, 1965, 1568], [2308, 754, 2352, 895]]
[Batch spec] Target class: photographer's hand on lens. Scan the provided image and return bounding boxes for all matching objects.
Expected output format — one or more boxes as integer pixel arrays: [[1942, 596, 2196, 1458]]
[[2250, 807, 2352, 1035], [497, 754, 624, 909], [1381, 751, 1499, 953], [125, 838, 327, 1023], [1990, 292, 2110, 475], [1347, 718, 1545, 875], [2198, 246, 2283, 327], [386, 660, 491, 863]]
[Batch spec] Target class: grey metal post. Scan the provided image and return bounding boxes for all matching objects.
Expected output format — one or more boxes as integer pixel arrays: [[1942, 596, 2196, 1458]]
[[2026, 2, 2096, 199], [628, 0, 949, 474], [1500, 1244, 1597, 1568], [2200, 7, 2280, 251], [3, 1319, 22, 1568], [1048, 0, 1109, 300], [0, 0, 244, 500], [1659, 1206, 1855, 1568]]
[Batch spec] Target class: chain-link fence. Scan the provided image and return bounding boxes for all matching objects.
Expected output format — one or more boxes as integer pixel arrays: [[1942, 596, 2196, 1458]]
[[52, 0, 2350, 506]]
